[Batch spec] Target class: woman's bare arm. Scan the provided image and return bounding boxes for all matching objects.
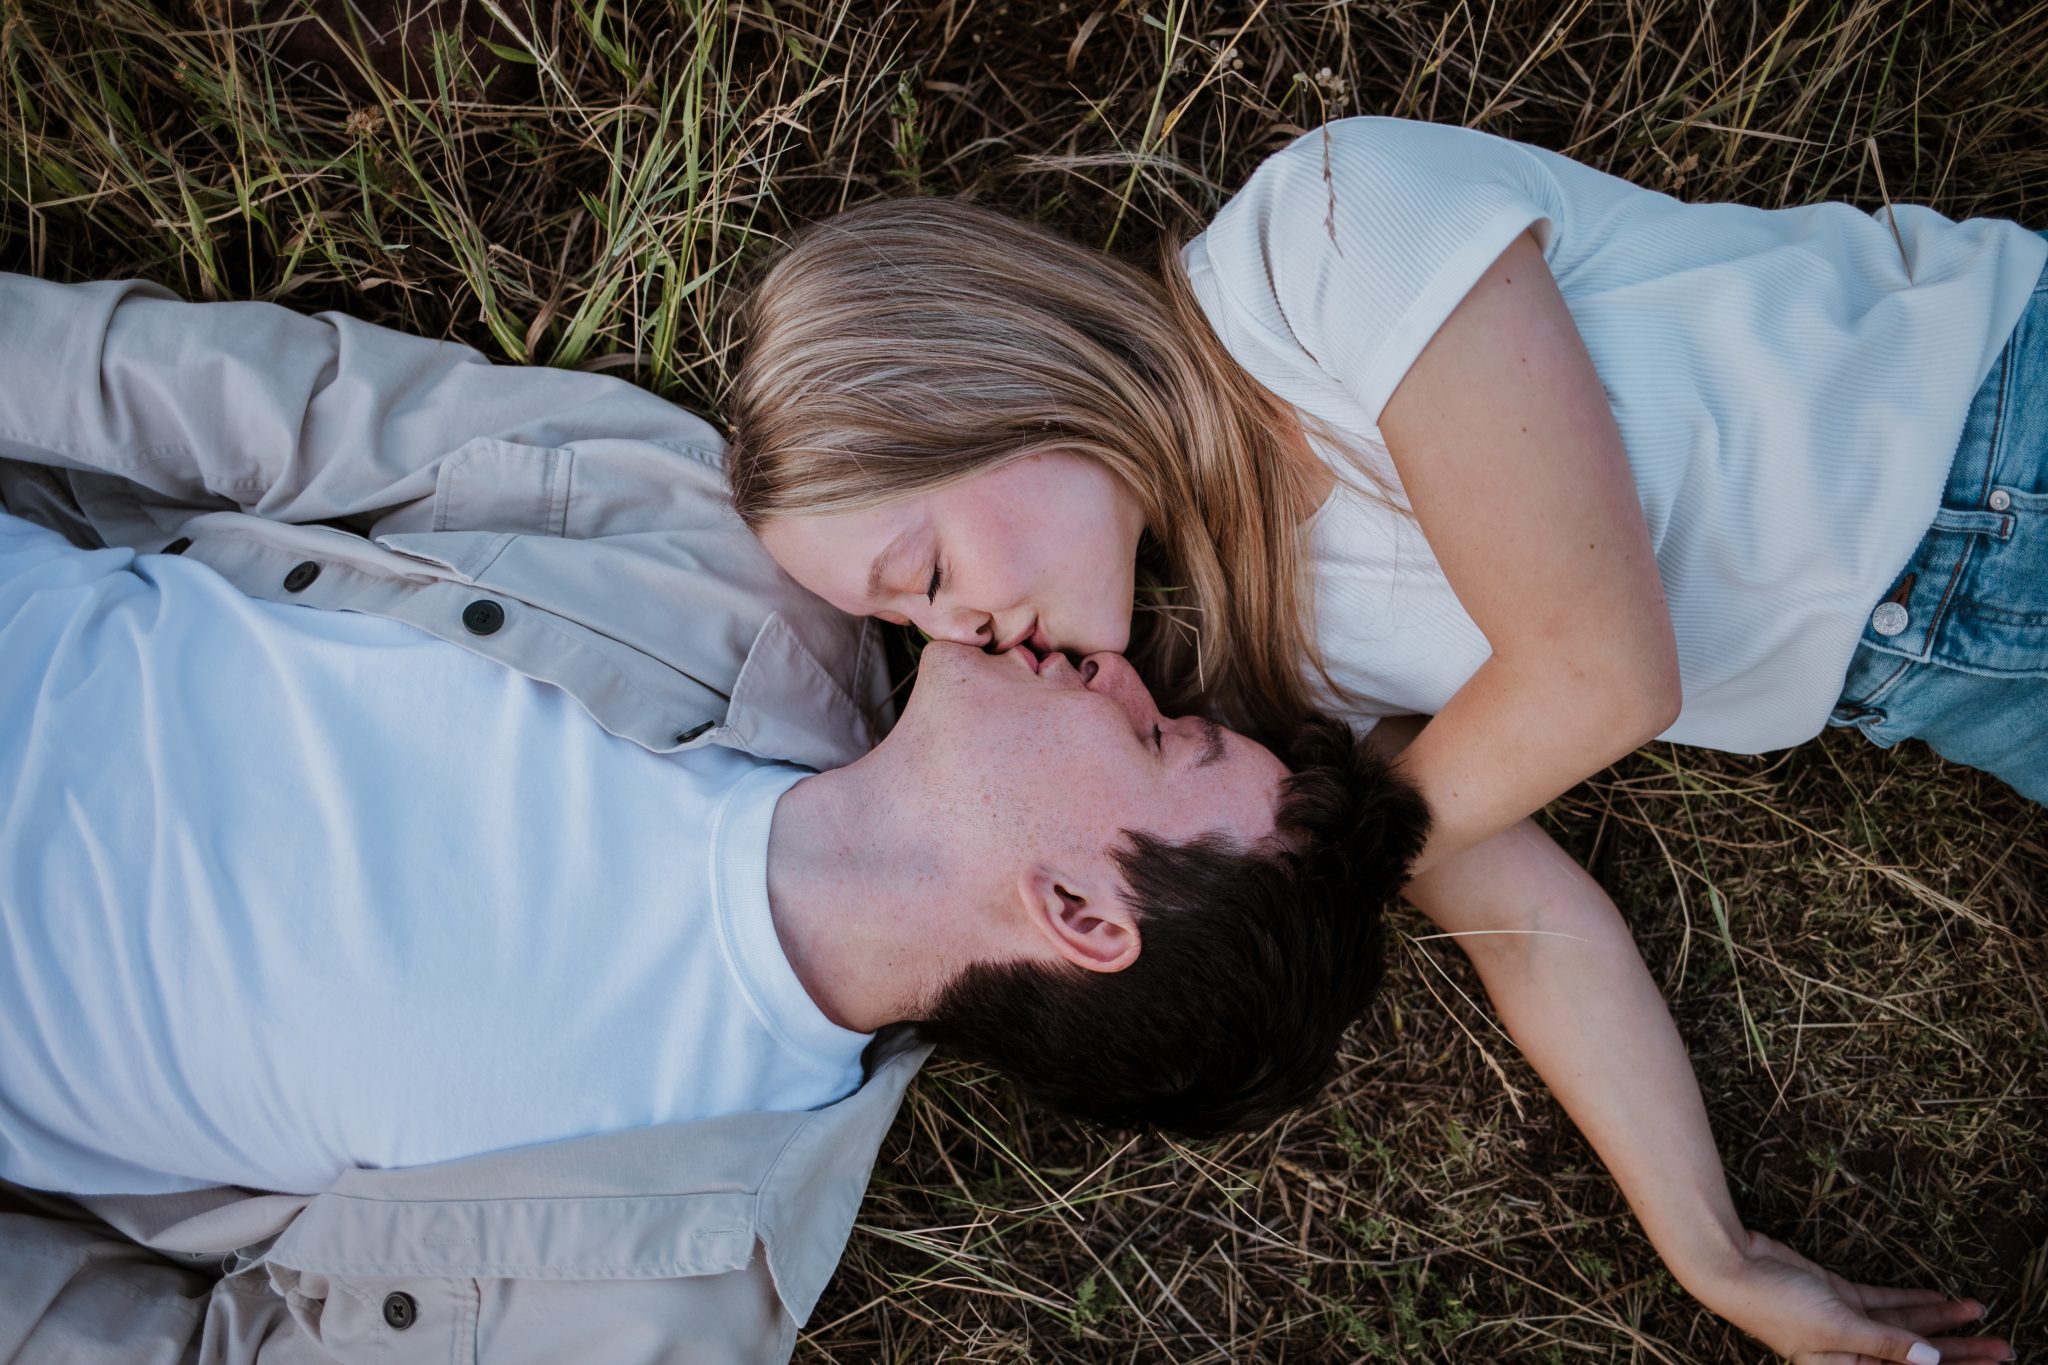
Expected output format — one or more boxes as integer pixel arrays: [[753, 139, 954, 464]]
[[1375, 230, 1680, 877], [1373, 719, 2004, 1364]]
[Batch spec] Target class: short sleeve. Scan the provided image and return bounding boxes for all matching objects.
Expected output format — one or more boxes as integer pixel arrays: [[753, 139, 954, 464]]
[[1191, 118, 1562, 421]]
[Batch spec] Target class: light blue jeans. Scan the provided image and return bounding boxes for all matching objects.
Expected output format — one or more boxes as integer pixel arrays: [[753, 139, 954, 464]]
[[1828, 230, 2048, 802]]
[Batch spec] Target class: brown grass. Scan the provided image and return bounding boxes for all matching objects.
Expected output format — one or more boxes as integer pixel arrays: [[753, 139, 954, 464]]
[[4, 2, 2045, 1359]]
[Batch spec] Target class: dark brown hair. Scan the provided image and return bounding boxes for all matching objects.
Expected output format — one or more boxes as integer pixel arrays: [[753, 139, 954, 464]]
[[916, 715, 1429, 1139]]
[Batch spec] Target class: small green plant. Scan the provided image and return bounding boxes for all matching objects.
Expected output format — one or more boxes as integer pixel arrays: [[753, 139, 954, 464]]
[[889, 73, 927, 194]]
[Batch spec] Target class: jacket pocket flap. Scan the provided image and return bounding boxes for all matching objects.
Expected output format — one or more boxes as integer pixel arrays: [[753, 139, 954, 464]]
[[432, 438, 572, 538], [373, 529, 515, 583]]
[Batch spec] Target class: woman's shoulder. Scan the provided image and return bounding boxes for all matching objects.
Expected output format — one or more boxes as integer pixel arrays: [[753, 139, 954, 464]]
[[1196, 118, 1560, 284], [1190, 118, 1562, 415], [1208, 117, 1540, 226]]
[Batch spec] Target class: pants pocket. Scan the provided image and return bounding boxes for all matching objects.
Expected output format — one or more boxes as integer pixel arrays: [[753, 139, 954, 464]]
[[1932, 486, 2048, 676]]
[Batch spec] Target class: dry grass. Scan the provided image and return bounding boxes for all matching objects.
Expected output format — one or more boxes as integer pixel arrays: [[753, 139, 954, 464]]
[[4, 1, 2046, 1360]]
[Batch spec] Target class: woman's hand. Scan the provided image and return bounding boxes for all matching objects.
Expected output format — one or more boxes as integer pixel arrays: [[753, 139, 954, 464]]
[[1691, 1230, 2012, 1365]]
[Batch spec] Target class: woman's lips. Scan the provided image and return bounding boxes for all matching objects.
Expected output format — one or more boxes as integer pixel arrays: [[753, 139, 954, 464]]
[[996, 615, 1040, 654]]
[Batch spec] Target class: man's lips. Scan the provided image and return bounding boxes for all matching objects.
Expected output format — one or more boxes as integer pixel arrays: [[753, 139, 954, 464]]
[[1009, 640, 1082, 683], [996, 615, 1039, 654]]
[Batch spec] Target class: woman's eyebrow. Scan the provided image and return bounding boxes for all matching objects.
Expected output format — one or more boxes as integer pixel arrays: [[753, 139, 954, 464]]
[[1196, 719, 1228, 768], [865, 529, 914, 601]]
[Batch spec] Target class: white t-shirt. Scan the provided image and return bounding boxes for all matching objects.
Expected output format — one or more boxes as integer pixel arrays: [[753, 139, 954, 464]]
[[1184, 117, 2047, 752], [0, 512, 870, 1196]]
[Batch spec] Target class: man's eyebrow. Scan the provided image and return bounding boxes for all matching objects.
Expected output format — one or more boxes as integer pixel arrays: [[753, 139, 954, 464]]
[[865, 528, 913, 602], [1196, 718, 1228, 769]]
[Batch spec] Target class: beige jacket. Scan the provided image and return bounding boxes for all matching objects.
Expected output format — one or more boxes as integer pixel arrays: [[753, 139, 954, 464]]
[[0, 273, 891, 771], [0, 273, 929, 1364]]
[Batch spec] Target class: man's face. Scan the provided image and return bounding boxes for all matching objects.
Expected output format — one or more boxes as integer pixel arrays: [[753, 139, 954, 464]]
[[885, 642, 1290, 892]]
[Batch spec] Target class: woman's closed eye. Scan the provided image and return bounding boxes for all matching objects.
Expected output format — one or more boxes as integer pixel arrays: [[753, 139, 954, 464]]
[[1152, 723, 1163, 753], [925, 561, 943, 604]]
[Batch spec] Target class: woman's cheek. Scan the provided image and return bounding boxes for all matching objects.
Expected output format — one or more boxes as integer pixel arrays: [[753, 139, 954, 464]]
[[1087, 579, 1136, 654], [1112, 551, 1140, 645]]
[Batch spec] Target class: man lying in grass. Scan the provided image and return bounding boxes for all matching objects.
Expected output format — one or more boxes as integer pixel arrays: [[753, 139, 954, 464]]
[[0, 274, 1421, 1363]]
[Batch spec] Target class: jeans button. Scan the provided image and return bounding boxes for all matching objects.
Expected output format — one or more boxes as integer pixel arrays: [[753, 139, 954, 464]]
[[1988, 489, 2011, 511], [1871, 601, 1910, 637]]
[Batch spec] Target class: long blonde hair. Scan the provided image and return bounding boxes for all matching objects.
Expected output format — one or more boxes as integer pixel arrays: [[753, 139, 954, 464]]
[[727, 198, 1335, 744]]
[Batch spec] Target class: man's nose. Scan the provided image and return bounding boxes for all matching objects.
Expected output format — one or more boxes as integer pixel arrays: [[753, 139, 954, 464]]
[[1079, 652, 1157, 728]]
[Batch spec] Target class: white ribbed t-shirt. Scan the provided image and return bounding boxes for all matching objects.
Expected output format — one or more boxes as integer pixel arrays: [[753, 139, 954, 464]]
[[1183, 117, 2046, 752], [0, 512, 870, 1197]]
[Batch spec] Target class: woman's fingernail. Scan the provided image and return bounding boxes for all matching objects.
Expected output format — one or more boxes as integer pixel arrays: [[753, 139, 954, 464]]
[[1906, 1343, 1940, 1365]]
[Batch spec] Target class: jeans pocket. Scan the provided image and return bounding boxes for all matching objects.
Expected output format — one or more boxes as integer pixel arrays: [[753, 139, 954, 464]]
[[1931, 485, 2048, 675]]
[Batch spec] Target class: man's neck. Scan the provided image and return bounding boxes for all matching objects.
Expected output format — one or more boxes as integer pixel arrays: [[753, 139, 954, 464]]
[[762, 765, 937, 1035]]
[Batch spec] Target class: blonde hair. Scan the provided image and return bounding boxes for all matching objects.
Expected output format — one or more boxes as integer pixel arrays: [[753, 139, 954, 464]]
[[727, 198, 1336, 744]]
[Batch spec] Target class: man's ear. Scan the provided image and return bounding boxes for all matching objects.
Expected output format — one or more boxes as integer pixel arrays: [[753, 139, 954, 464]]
[[1019, 864, 1140, 974]]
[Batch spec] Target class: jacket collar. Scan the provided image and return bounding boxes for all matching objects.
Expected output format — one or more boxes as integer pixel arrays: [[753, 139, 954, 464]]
[[721, 611, 887, 772]]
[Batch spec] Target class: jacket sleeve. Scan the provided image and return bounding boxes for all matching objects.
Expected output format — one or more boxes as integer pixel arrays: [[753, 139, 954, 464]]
[[0, 1200, 211, 1365], [0, 272, 725, 530]]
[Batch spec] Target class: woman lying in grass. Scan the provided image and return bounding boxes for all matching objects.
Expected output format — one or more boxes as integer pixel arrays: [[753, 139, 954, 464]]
[[726, 117, 2042, 1365]]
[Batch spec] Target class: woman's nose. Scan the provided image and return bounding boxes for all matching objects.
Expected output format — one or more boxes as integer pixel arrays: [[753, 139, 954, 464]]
[[918, 609, 993, 646]]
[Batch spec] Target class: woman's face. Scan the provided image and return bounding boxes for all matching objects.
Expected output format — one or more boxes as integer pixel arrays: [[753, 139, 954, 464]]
[[758, 451, 1146, 658]]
